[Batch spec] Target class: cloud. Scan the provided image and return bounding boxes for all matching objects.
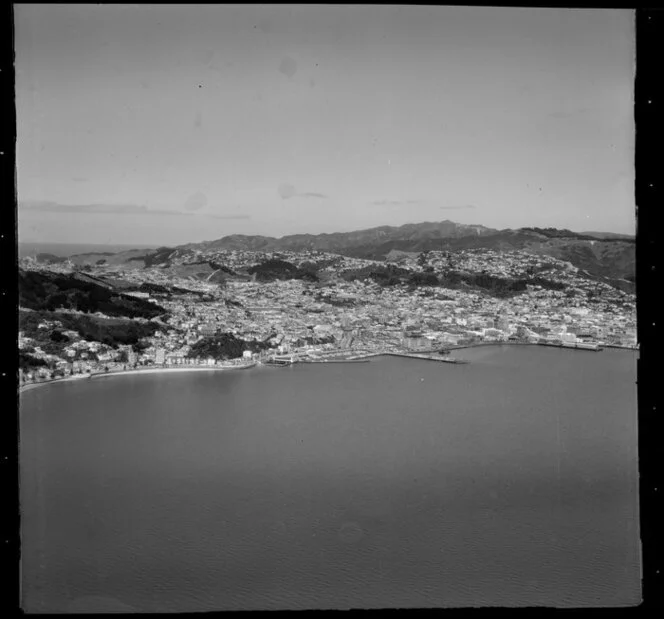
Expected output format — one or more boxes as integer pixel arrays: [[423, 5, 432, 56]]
[[439, 204, 476, 210], [150, 209, 198, 216], [278, 184, 327, 200], [207, 214, 252, 220], [20, 201, 153, 214], [71, 177, 88, 183], [19, 200, 249, 220], [371, 199, 423, 206], [184, 191, 207, 211], [298, 192, 327, 199]]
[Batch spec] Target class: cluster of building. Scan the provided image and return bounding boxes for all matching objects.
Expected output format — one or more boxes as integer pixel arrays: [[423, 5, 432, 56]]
[[18, 247, 637, 385]]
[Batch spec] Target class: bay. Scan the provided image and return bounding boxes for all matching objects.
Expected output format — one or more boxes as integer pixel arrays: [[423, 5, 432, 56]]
[[19, 346, 641, 611]]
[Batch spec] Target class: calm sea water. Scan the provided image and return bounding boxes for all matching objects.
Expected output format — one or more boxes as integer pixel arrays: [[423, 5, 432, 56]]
[[19, 346, 641, 611]]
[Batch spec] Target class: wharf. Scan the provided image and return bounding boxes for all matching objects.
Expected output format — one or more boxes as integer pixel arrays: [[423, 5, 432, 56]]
[[386, 352, 468, 364], [537, 342, 603, 352], [300, 358, 371, 364], [603, 344, 638, 351], [347, 351, 468, 364], [261, 359, 293, 367], [445, 341, 604, 353]]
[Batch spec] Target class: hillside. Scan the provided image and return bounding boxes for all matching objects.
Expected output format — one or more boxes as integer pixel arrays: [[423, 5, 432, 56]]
[[67, 248, 155, 267], [19, 309, 165, 350], [25, 219, 635, 291], [580, 231, 635, 240], [18, 269, 167, 318], [181, 220, 497, 254], [174, 223, 634, 287], [246, 259, 319, 283]]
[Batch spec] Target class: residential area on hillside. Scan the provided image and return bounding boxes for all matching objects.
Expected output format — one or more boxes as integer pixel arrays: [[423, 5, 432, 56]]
[[18, 247, 637, 386]]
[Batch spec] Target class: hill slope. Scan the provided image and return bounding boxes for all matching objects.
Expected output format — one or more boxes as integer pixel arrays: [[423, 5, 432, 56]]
[[180, 220, 498, 253], [26, 220, 634, 290], [177, 222, 634, 288], [18, 269, 167, 318]]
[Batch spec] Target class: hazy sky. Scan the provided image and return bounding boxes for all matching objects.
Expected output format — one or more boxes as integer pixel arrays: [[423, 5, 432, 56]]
[[15, 5, 635, 245]]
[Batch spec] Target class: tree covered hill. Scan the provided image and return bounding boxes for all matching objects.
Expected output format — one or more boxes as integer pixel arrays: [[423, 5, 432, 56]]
[[187, 332, 273, 360], [19, 269, 167, 318], [19, 309, 165, 350], [246, 259, 319, 282]]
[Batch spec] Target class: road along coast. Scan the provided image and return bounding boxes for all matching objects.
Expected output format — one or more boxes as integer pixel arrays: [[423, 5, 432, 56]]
[[19, 362, 257, 393]]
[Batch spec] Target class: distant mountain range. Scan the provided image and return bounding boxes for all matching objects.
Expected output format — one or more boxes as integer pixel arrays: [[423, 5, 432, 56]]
[[179, 221, 499, 254], [178, 221, 634, 255], [18, 242, 160, 258], [179, 221, 636, 290], [579, 231, 635, 240], [24, 220, 636, 292]]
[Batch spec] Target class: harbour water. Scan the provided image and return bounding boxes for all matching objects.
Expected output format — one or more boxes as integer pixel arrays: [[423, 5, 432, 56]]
[[19, 346, 641, 611]]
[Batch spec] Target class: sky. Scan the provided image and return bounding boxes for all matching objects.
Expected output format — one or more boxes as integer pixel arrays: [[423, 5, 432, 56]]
[[15, 5, 635, 246]]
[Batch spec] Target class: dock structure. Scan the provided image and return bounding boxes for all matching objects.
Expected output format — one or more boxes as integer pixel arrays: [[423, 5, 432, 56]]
[[346, 351, 468, 364], [603, 343, 638, 351], [385, 352, 468, 364], [537, 342, 603, 352], [262, 357, 294, 367], [262, 349, 470, 365], [300, 359, 371, 364], [443, 341, 606, 353]]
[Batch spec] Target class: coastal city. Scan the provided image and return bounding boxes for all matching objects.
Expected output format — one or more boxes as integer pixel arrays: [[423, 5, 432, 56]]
[[15, 5, 642, 612], [18, 246, 637, 389]]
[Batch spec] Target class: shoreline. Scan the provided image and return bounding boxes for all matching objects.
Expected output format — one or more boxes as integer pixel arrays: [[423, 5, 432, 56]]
[[443, 341, 637, 352], [19, 363, 256, 393], [18, 342, 636, 394]]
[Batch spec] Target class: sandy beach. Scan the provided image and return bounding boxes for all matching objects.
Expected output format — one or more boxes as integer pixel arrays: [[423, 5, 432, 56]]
[[19, 363, 256, 394]]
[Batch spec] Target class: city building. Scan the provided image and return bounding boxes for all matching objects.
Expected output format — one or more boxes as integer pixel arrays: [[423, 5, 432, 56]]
[[199, 323, 218, 337]]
